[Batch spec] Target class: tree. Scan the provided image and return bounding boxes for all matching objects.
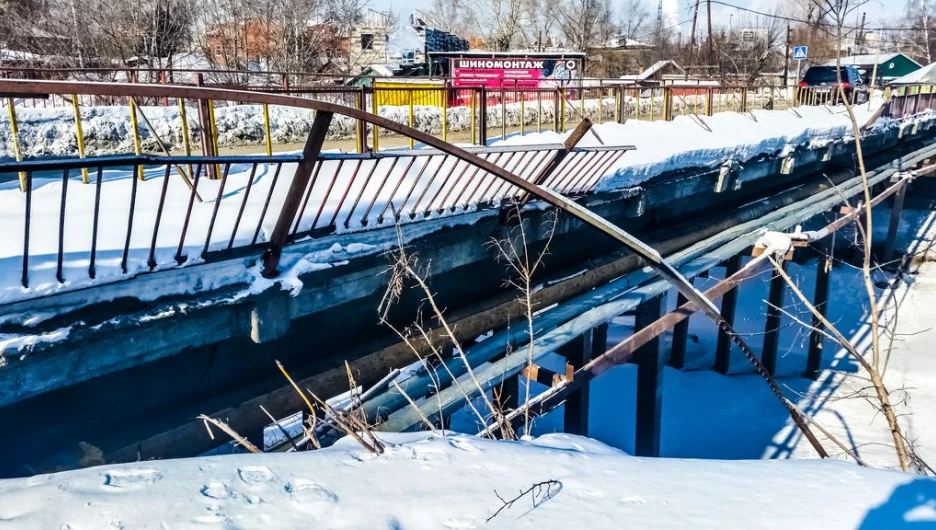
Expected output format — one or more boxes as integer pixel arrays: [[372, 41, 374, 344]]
[[555, 0, 616, 51], [904, 0, 936, 63], [620, 0, 650, 39]]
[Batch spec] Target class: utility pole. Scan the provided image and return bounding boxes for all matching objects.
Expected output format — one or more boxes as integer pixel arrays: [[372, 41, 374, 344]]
[[656, 0, 664, 53], [857, 12, 867, 50], [706, 0, 714, 67], [783, 24, 791, 86], [687, 0, 701, 80]]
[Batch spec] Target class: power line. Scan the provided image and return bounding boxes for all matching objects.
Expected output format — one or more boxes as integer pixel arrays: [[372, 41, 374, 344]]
[[708, 0, 926, 33]]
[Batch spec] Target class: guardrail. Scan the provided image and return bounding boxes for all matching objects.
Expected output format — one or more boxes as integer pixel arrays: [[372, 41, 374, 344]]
[[0, 80, 633, 292], [1, 77, 799, 167], [887, 84, 936, 121]]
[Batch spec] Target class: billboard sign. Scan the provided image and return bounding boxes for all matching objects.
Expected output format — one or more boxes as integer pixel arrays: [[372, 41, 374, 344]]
[[452, 57, 579, 88]]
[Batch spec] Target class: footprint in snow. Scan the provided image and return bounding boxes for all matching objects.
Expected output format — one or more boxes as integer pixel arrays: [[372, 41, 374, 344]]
[[448, 439, 478, 452], [285, 479, 339, 514], [237, 466, 275, 486], [200, 481, 234, 500], [103, 469, 162, 489], [442, 515, 477, 529]]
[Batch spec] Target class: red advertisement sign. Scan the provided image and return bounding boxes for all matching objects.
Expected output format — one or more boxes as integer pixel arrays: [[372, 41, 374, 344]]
[[452, 58, 577, 88]]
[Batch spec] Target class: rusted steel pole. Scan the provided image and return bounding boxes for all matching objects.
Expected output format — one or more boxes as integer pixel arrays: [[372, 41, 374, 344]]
[[261, 111, 333, 278]]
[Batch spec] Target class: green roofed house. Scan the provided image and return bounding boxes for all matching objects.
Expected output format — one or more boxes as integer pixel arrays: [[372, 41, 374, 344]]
[[824, 53, 923, 86]]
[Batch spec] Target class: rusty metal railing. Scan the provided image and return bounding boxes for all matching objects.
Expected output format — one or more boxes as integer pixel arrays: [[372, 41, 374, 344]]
[[0, 79, 633, 291]]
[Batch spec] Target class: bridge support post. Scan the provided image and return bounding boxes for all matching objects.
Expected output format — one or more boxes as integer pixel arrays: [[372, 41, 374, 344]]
[[883, 180, 908, 264], [261, 111, 333, 278], [250, 289, 291, 344], [806, 239, 833, 380], [668, 292, 689, 369], [559, 324, 607, 436], [714, 255, 743, 374], [762, 259, 788, 375], [634, 294, 664, 457]]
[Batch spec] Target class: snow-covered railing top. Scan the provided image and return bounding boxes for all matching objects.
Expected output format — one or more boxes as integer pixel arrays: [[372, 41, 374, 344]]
[[0, 80, 633, 298]]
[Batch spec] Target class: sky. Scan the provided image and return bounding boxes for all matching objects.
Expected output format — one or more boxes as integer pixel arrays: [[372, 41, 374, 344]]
[[367, 0, 897, 35]]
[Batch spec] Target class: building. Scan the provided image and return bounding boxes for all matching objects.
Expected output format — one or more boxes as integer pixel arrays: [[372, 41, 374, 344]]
[[204, 20, 345, 70], [618, 60, 685, 85], [348, 9, 467, 73], [824, 53, 923, 85]]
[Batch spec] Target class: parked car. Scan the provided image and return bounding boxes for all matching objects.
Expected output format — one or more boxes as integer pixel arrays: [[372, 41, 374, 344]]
[[799, 65, 869, 104]]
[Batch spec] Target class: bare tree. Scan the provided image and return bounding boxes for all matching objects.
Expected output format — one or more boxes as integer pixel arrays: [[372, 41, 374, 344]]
[[555, 0, 616, 51], [620, 0, 650, 39], [903, 0, 936, 63]]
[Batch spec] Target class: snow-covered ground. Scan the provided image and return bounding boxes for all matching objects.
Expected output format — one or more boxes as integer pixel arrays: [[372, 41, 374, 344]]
[[0, 432, 930, 529], [0, 101, 910, 312]]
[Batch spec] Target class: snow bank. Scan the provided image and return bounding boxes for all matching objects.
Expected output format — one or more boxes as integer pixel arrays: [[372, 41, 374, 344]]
[[498, 100, 900, 189], [0, 432, 926, 529]]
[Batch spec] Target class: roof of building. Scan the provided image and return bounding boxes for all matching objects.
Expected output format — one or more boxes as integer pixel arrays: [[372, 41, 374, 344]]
[[889, 62, 936, 85], [824, 53, 922, 68], [619, 60, 685, 82]]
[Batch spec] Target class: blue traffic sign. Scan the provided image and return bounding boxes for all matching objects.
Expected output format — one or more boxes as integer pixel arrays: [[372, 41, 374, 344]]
[[793, 46, 808, 61]]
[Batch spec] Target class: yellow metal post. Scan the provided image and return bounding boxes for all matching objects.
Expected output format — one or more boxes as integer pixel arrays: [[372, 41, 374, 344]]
[[560, 91, 566, 132], [635, 89, 641, 121], [207, 99, 221, 179], [441, 87, 448, 142], [613, 88, 620, 123], [6, 98, 27, 191], [519, 95, 525, 135], [372, 90, 380, 151], [537, 92, 542, 133], [70, 95, 89, 183], [262, 103, 273, 157], [128, 97, 145, 180], [470, 90, 477, 145], [178, 98, 193, 176], [580, 87, 585, 120], [408, 90, 415, 149], [596, 88, 602, 124], [650, 89, 656, 121]]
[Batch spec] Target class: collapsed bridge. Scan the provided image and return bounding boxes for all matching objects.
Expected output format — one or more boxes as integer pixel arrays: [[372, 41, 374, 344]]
[[1, 79, 935, 476]]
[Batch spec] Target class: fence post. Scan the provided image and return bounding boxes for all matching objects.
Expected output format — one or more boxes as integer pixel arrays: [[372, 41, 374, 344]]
[[705, 87, 714, 116], [357, 86, 367, 153], [762, 259, 787, 375], [195, 74, 217, 179], [883, 180, 908, 264], [805, 239, 832, 380], [6, 98, 27, 191], [408, 89, 415, 149], [442, 84, 448, 142], [713, 254, 743, 374], [70, 95, 89, 183], [634, 294, 664, 457], [372, 87, 380, 151], [262, 103, 273, 157], [479, 86, 488, 146], [669, 292, 689, 369], [177, 97, 193, 177], [128, 96, 145, 180], [261, 111, 333, 278]]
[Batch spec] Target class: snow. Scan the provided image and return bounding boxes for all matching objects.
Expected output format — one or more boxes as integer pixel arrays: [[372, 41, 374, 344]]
[[501, 100, 892, 189], [0, 432, 929, 529]]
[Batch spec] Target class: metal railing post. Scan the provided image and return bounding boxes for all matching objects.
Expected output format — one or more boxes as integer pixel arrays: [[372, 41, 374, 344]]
[[6, 97, 27, 191], [261, 111, 334, 278]]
